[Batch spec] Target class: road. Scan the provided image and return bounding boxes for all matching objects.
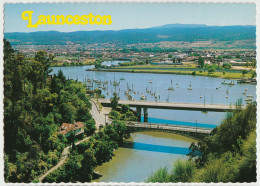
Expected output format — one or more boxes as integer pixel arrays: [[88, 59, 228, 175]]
[[99, 99, 245, 112], [89, 99, 112, 129]]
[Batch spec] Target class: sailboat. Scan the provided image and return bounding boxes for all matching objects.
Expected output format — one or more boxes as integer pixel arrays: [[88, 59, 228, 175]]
[[140, 95, 146, 100], [188, 81, 192, 90], [167, 80, 175, 91]]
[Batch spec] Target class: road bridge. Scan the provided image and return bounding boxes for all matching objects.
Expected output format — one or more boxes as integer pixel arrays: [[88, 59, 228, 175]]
[[99, 99, 244, 122]]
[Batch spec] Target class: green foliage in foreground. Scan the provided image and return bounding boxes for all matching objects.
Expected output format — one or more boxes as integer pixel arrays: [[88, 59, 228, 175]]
[[147, 103, 256, 183], [43, 121, 130, 183], [4, 40, 95, 182]]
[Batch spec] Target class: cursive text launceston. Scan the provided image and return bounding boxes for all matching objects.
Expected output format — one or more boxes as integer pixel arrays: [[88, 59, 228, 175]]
[[21, 11, 112, 28]]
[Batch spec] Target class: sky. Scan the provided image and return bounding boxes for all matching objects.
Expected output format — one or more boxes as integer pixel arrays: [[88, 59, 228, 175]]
[[4, 3, 256, 33]]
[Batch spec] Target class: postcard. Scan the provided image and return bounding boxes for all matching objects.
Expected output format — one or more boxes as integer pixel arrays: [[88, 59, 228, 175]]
[[1, 0, 259, 185]]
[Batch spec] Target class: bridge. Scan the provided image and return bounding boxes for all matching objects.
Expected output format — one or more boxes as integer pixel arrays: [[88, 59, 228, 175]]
[[126, 122, 213, 139], [99, 99, 245, 122]]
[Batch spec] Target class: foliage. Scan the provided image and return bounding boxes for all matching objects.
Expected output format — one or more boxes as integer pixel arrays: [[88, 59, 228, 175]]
[[4, 40, 94, 182], [146, 167, 169, 183], [222, 63, 231, 69], [147, 103, 256, 183], [198, 56, 205, 68], [44, 120, 130, 182], [110, 92, 119, 110], [242, 70, 248, 76]]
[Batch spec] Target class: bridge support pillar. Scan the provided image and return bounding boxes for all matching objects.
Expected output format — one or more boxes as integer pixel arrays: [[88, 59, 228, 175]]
[[143, 108, 148, 122], [137, 107, 141, 122]]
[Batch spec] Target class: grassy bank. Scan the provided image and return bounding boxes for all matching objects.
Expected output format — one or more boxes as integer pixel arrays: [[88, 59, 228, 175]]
[[88, 68, 253, 79], [50, 61, 95, 67]]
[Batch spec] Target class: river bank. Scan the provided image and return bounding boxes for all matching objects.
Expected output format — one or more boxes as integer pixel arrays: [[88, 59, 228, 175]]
[[87, 68, 253, 79]]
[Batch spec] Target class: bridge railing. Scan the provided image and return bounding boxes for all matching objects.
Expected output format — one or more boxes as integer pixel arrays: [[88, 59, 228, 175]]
[[126, 121, 213, 131]]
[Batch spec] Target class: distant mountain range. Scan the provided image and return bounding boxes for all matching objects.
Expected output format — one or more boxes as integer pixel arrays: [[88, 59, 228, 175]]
[[4, 24, 256, 48]]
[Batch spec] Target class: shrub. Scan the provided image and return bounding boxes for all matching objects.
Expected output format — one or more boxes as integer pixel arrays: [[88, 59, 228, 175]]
[[169, 159, 196, 182], [146, 167, 169, 183]]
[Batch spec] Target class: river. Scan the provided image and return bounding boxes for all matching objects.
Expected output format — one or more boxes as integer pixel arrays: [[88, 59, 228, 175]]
[[93, 131, 195, 182], [50, 64, 256, 182], [51, 64, 256, 128]]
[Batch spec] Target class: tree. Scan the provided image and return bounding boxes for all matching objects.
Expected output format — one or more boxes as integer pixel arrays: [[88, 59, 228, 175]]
[[222, 63, 231, 69], [121, 104, 130, 114], [94, 60, 102, 69], [198, 56, 205, 68], [168, 54, 173, 58], [34, 51, 53, 88], [251, 71, 256, 79], [242, 70, 248, 76], [80, 149, 97, 182], [110, 92, 119, 110], [208, 68, 215, 74]]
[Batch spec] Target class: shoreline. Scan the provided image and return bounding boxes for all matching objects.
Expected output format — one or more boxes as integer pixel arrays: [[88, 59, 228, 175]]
[[86, 68, 253, 80]]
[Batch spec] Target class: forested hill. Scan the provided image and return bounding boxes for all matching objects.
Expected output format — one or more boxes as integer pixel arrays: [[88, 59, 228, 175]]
[[4, 24, 256, 47]]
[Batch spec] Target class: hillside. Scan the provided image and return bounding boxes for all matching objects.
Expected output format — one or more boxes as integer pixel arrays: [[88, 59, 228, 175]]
[[4, 24, 256, 49]]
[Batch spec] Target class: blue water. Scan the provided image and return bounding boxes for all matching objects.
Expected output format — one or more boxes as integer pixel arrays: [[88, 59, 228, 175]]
[[131, 142, 190, 155], [141, 116, 218, 129], [51, 65, 256, 129]]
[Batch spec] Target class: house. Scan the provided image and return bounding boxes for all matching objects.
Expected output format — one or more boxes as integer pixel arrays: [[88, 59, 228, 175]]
[[59, 122, 85, 138]]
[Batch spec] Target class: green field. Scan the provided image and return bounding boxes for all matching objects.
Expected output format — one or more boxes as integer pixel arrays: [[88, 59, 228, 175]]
[[89, 67, 253, 79]]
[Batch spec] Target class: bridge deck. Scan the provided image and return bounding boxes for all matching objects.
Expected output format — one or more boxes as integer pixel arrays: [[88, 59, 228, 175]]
[[126, 122, 213, 134], [99, 99, 244, 112]]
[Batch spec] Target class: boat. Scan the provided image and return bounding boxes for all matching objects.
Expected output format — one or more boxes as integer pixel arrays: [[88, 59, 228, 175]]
[[227, 80, 235, 86], [242, 92, 246, 95], [245, 88, 248, 91], [245, 98, 253, 102], [149, 80, 153, 83], [247, 95, 254, 98], [200, 96, 203, 98], [87, 79, 92, 83], [167, 80, 175, 91], [140, 95, 146, 100], [120, 77, 125, 80], [221, 80, 227, 85], [225, 96, 228, 98], [113, 82, 119, 86], [226, 89, 229, 94], [188, 80, 192, 90]]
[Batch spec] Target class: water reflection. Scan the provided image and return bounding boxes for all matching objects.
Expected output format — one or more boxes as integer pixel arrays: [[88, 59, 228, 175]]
[[142, 116, 218, 129]]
